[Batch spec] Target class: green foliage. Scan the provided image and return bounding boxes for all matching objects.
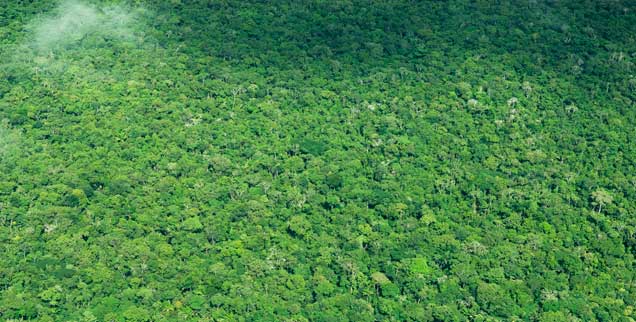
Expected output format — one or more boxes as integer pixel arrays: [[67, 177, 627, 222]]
[[1, 0, 636, 321], [406, 257, 432, 276]]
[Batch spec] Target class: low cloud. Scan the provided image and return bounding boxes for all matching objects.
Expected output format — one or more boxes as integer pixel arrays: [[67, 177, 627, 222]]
[[28, 0, 143, 52]]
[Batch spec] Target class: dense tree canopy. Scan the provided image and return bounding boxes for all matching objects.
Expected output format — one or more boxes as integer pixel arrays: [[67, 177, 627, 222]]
[[1, 0, 636, 321]]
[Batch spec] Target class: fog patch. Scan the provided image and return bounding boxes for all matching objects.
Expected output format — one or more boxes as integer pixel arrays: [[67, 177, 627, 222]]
[[8, 0, 153, 83], [27, 0, 144, 52]]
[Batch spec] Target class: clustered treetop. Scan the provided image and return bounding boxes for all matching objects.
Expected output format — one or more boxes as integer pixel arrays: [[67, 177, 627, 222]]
[[1, 0, 635, 321]]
